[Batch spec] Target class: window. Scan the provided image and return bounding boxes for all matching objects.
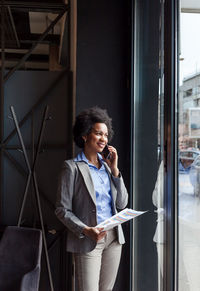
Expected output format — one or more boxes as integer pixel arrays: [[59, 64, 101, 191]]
[[178, 4, 200, 290]]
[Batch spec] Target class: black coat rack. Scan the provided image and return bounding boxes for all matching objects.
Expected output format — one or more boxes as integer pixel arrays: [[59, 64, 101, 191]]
[[10, 105, 54, 291]]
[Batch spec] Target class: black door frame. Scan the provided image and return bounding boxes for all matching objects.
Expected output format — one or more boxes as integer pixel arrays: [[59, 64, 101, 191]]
[[164, 0, 178, 290]]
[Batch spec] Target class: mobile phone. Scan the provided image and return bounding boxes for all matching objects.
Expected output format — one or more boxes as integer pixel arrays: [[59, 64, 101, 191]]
[[102, 145, 111, 159]]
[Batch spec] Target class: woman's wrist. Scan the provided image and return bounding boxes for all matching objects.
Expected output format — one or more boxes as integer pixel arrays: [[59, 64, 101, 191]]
[[111, 167, 120, 177]]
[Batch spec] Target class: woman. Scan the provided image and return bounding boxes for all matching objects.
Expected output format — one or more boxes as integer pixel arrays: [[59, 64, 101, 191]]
[[55, 107, 128, 291]]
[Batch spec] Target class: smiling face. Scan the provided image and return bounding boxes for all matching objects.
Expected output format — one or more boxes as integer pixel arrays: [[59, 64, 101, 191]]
[[83, 123, 108, 154]]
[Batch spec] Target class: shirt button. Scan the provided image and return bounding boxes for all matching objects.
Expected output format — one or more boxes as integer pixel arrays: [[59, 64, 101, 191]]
[[92, 209, 96, 213]]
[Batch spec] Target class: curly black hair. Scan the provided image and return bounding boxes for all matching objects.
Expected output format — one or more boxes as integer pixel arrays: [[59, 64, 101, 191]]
[[73, 106, 114, 148]]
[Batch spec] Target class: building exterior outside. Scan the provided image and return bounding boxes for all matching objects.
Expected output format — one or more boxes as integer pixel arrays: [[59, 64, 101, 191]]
[[179, 73, 200, 149]]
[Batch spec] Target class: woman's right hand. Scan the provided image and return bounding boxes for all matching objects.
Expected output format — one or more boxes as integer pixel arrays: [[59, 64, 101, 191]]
[[83, 226, 106, 242]]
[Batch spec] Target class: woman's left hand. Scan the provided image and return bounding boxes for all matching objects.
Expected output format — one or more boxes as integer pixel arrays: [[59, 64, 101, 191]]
[[103, 145, 119, 177]]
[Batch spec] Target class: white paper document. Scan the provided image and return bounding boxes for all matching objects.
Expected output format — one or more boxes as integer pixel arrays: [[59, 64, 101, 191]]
[[96, 208, 147, 231]]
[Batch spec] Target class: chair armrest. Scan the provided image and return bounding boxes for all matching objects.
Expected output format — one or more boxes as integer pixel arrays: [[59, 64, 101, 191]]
[[20, 265, 40, 291]]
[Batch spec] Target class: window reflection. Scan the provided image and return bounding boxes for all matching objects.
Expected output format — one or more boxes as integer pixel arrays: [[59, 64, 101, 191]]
[[151, 2, 165, 290], [152, 160, 164, 291]]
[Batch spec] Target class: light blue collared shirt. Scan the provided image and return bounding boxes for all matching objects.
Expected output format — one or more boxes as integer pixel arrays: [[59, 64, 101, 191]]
[[74, 152, 113, 225]]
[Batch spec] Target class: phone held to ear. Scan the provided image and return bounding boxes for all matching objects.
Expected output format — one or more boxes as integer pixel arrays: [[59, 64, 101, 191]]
[[102, 145, 111, 160]]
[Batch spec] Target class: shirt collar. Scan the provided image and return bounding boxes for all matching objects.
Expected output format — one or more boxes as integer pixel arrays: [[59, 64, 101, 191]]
[[74, 151, 104, 166]]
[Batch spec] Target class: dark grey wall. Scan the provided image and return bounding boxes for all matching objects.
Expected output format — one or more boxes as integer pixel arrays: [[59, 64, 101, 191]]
[[76, 0, 131, 184], [76, 1, 131, 290]]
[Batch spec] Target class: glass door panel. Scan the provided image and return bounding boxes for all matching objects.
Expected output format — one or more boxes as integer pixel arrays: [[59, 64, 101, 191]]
[[132, 1, 165, 290]]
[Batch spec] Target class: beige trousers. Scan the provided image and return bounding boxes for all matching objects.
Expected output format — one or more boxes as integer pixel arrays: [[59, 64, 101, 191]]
[[74, 229, 122, 291]]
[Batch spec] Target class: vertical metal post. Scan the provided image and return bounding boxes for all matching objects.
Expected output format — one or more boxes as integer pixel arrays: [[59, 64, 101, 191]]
[[68, 2, 75, 290], [129, 0, 135, 289], [67, 0, 71, 72], [164, 0, 178, 290], [0, 1, 5, 221]]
